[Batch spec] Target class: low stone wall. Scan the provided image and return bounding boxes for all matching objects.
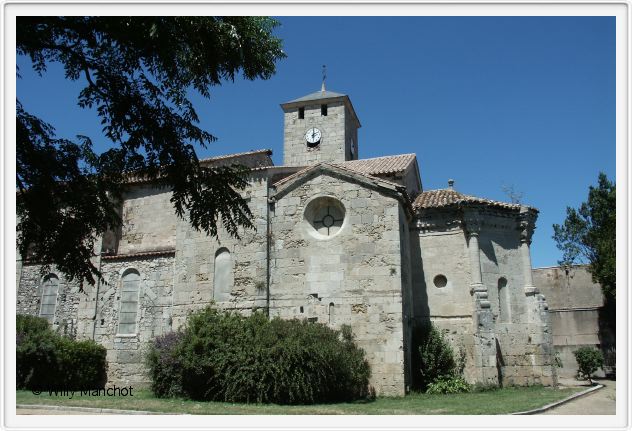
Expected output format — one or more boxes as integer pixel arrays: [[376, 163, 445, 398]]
[[533, 265, 605, 378]]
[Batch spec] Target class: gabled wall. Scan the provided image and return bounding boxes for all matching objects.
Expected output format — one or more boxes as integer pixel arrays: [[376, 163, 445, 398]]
[[270, 171, 408, 396]]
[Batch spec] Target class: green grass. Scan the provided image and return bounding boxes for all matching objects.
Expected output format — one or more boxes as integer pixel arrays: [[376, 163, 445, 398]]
[[16, 386, 581, 415]]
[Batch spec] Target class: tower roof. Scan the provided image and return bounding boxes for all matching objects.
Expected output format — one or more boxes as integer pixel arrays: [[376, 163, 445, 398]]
[[284, 90, 347, 104]]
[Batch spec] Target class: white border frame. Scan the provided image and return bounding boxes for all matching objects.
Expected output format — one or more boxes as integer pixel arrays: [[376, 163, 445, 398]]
[[3, 4, 628, 431]]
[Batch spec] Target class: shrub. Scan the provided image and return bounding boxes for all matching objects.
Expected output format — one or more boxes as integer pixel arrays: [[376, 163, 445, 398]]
[[53, 337, 108, 390], [573, 346, 604, 384], [426, 375, 472, 394], [145, 331, 185, 398], [16, 314, 107, 390], [16, 315, 58, 389], [417, 323, 457, 390], [146, 307, 371, 404]]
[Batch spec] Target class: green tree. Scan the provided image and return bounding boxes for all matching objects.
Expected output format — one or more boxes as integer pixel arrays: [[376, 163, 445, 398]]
[[573, 346, 604, 384], [553, 173, 615, 299], [416, 323, 458, 391], [17, 17, 285, 287]]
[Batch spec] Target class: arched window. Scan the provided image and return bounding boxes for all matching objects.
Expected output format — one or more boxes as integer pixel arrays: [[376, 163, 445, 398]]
[[213, 248, 233, 301], [39, 274, 59, 323], [329, 302, 335, 324], [118, 269, 140, 334], [497, 277, 510, 322]]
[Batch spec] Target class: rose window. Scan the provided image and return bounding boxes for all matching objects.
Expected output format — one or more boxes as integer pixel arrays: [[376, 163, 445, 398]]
[[304, 197, 346, 238]]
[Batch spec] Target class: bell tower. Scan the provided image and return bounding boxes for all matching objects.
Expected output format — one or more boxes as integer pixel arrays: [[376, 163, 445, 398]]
[[280, 81, 361, 167]]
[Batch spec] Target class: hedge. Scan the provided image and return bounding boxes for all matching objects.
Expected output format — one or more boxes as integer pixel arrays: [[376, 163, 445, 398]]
[[146, 307, 371, 404], [16, 314, 107, 390]]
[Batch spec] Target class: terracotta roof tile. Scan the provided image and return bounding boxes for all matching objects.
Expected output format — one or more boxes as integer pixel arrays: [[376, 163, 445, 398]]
[[272, 166, 312, 187], [335, 154, 416, 176], [413, 188, 525, 210]]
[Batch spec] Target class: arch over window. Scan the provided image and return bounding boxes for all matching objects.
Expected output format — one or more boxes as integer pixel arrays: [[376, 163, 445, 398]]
[[328, 302, 335, 324], [118, 269, 140, 334], [39, 274, 59, 323], [213, 248, 233, 302], [497, 277, 510, 322]]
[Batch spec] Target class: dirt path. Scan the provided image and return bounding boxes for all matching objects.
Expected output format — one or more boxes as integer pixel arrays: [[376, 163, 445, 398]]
[[541, 379, 616, 415]]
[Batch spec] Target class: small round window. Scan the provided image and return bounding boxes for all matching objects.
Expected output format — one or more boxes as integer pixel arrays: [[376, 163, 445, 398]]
[[304, 197, 346, 239], [433, 274, 448, 288]]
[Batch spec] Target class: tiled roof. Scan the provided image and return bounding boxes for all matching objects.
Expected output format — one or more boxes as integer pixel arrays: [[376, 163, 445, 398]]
[[272, 166, 312, 187], [198, 149, 272, 164], [272, 162, 403, 189], [413, 188, 525, 210], [335, 154, 417, 176], [126, 149, 273, 184], [102, 249, 176, 260]]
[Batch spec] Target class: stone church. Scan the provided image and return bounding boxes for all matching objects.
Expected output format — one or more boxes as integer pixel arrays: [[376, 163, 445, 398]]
[[17, 87, 557, 396]]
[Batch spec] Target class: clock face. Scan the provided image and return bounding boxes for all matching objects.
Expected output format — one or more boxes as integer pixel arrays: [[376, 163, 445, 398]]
[[305, 128, 322, 145]]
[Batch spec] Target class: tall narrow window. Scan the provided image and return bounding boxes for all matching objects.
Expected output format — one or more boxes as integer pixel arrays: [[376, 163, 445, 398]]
[[497, 277, 510, 322], [298, 107, 305, 119], [118, 269, 140, 334], [39, 274, 59, 324], [321, 104, 328, 116], [213, 248, 233, 301], [329, 302, 335, 324]]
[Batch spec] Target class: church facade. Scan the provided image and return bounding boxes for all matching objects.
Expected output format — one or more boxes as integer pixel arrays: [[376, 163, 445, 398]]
[[16, 89, 557, 396]]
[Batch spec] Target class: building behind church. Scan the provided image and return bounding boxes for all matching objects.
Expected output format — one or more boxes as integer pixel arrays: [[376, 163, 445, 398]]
[[17, 88, 560, 396]]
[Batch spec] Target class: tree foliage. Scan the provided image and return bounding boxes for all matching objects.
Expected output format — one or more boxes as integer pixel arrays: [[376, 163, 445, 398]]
[[553, 173, 615, 299], [416, 323, 460, 391], [16, 17, 286, 286], [573, 346, 604, 384]]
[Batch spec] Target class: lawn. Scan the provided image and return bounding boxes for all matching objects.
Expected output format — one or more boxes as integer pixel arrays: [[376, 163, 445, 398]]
[[16, 386, 582, 415]]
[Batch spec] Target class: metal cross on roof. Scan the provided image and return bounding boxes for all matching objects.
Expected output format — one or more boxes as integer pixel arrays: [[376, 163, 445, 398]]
[[321, 64, 327, 92]]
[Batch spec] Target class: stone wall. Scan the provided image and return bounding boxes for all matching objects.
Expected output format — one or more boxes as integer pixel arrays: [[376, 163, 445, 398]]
[[476, 213, 556, 386], [91, 255, 175, 387], [116, 184, 176, 255], [412, 217, 477, 382], [533, 265, 605, 378], [170, 173, 270, 329], [18, 264, 82, 338], [270, 171, 408, 395], [411, 207, 556, 387]]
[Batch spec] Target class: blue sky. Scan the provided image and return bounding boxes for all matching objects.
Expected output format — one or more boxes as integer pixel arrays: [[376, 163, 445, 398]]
[[16, 16, 615, 268]]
